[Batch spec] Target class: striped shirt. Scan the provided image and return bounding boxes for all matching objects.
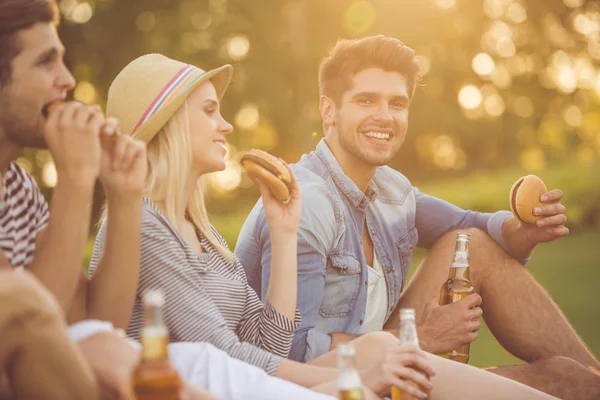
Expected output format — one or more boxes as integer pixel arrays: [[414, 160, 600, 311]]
[[0, 162, 49, 270], [90, 198, 301, 375]]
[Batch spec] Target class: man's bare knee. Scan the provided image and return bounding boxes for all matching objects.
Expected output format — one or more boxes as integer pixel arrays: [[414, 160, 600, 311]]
[[461, 227, 511, 264], [545, 356, 584, 371], [538, 356, 599, 383], [431, 228, 513, 288], [437, 228, 498, 252]]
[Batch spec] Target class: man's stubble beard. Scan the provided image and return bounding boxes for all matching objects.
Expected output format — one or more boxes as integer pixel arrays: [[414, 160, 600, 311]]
[[337, 116, 400, 167], [0, 89, 48, 149]]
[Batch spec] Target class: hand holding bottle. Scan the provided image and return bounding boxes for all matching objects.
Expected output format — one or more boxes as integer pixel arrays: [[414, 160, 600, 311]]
[[362, 344, 434, 399], [417, 294, 482, 354]]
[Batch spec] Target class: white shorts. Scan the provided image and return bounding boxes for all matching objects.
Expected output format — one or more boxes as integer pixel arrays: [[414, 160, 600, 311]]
[[67, 320, 334, 400]]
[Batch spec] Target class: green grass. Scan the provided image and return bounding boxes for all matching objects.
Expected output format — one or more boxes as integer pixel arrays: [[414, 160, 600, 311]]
[[407, 230, 600, 368], [84, 162, 600, 369]]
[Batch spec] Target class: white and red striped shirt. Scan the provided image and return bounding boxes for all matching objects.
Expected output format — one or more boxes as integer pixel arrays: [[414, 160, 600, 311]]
[[0, 162, 49, 270]]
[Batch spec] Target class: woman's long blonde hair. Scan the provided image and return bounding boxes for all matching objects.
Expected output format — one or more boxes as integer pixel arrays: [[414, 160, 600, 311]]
[[102, 100, 234, 261]]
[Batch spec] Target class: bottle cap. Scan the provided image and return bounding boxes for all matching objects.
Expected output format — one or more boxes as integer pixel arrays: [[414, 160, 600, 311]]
[[143, 289, 165, 307], [338, 342, 356, 357], [456, 232, 470, 241]]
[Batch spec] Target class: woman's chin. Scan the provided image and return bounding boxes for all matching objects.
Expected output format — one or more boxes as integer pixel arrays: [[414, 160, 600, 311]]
[[207, 161, 227, 174], [216, 160, 227, 171]]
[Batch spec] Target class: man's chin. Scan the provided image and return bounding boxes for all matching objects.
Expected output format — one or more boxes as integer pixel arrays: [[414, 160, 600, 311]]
[[9, 132, 48, 149], [20, 131, 48, 149], [367, 158, 392, 167], [27, 139, 49, 149], [4, 119, 48, 149], [361, 151, 396, 167]]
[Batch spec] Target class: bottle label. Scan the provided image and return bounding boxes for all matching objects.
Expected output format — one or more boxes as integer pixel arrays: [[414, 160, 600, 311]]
[[338, 370, 363, 390], [338, 388, 365, 400], [392, 385, 419, 400], [142, 332, 168, 361]]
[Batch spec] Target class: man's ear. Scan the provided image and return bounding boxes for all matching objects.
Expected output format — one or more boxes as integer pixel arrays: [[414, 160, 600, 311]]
[[319, 95, 336, 128]]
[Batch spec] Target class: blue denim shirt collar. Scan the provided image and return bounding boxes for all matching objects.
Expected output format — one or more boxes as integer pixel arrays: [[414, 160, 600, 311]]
[[315, 139, 379, 211]]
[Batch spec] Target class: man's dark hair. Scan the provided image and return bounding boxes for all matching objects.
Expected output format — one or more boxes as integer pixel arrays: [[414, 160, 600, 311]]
[[319, 35, 421, 105], [0, 0, 59, 85]]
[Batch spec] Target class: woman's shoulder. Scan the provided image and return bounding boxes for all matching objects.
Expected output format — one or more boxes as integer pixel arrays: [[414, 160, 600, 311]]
[[141, 199, 184, 243], [206, 224, 230, 249]]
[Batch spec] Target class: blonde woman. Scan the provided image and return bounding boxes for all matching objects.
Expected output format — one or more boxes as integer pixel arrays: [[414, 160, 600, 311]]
[[91, 54, 559, 400]]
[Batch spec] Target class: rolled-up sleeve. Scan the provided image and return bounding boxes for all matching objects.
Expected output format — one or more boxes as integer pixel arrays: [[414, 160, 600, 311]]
[[414, 188, 527, 264], [253, 180, 339, 362], [236, 258, 302, 358]]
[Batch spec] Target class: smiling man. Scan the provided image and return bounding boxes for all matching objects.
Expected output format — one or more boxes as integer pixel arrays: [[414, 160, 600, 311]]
[[235, 35, 600, 399]]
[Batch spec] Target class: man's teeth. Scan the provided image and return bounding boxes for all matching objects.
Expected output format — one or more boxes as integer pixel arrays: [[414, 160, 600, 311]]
[[365, 131, 390, 140]]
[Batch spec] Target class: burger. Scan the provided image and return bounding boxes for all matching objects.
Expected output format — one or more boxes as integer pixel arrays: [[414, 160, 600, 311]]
[[42, 101, 87, 117], [42, 101, 63, 118], [509, 175, 547, 225], [240, 149, 292, 202]]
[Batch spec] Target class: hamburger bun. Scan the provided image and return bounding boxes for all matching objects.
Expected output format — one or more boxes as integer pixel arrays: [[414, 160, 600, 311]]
[[241, 149, 291, 202], [43, 101, 88, 117], [42, 101, 64, 118], [509, 175, 548, 224]]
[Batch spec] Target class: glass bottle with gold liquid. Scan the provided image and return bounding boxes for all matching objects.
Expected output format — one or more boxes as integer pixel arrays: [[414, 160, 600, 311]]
[[438, 232, 474, 363], [337, 343, 365, 400], [132, 290, 181, 400], [391, 308, 422, 400]]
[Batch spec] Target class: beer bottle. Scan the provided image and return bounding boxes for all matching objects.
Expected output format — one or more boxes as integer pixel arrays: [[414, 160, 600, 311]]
[[132, 290, 181, 400], [391, 308, 421, 400], [337, 343, 366, 400], [438, 232, 474, 363]]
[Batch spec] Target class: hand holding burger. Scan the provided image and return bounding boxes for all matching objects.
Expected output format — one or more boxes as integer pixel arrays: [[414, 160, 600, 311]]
[[241, 149, 292, 203], [508, 174, 569, 244], [44, 101, 118, 149], [241, 149, 301, 234]]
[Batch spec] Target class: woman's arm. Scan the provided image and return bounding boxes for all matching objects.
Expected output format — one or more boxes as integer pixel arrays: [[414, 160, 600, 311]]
[[251, 161, 302, 320], [264, 231, 298, 319], [275, 345, 433, 398], [234, 162, 303, 358]]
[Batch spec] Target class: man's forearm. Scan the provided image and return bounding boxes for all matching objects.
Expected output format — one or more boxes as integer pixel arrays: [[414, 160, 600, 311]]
[[276, 359, 338, 389], [28, 179, 94, 312], [87, 196, 142, 329]]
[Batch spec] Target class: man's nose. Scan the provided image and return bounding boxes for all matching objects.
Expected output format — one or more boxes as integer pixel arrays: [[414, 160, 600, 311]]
[[57, 62, 76, 92], [372, 102, 393, 122]]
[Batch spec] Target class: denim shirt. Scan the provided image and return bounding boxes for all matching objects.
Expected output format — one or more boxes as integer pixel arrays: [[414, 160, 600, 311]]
[[235, 139, 515, 363]]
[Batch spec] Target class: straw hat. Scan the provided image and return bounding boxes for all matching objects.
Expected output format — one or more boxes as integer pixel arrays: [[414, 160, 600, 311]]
[[106, 53, 232, 143]]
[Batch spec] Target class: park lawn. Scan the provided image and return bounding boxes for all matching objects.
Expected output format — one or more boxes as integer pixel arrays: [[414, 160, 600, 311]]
[[84, 194, 599, 369], [407, 230, 600, 368]]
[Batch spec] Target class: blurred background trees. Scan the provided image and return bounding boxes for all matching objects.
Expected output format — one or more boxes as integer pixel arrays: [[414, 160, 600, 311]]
[[31, 0, 597, 227], [20, 0, 600, 366]]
